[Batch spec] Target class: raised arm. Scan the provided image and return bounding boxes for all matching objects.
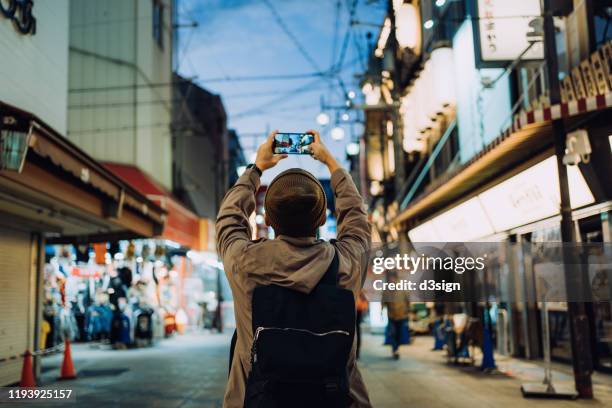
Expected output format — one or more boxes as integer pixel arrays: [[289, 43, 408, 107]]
[[215, 168, 260, 262], [309, 130, 371, 290], [215, 131, 287, 270]]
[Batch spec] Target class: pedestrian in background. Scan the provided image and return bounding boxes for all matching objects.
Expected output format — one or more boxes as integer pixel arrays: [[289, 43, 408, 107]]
[[356, 291, 368, 359], [383, 283, 411, 360]]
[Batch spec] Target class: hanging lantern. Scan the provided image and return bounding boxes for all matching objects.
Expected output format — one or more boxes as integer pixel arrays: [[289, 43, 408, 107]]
[[421, 59, 438, 121], [430, 46, 456, 110], [393, 0, 421, 53], [362, 82, 381, 106], [412, 75, 431, 132], [401, 92, 424, 153]]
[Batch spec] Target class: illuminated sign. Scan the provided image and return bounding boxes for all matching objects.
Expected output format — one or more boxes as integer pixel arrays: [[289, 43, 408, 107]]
[[0, 0, 36, 35], [474, 0, 543, 67], [408, 156, 595, 242]]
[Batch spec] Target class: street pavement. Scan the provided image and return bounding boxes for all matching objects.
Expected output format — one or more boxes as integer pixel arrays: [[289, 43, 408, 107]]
[[359, 334, 612, 408], [16, 330, 612, 407]]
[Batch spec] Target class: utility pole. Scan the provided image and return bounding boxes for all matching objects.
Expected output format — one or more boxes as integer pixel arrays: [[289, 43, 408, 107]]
[[542, 0, 593, 398], [387, 0, 409, 253], [387, 0, 406, 199]]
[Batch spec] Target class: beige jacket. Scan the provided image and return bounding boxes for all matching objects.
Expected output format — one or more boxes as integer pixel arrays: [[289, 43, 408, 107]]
[[216, 167, 372, 408]]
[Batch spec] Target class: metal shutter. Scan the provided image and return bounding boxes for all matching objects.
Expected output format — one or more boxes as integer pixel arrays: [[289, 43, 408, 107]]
[[0, 226, 31, 386]]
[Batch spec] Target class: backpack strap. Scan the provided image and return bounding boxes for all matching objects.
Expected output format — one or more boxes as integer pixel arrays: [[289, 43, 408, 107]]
[[318, 240, 339, 286]]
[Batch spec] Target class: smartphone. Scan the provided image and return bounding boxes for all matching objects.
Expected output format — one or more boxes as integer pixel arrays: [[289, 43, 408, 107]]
[[273, 132, 314, 155]]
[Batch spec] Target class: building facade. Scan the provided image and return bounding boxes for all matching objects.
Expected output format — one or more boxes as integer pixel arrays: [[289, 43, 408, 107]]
[[0, 0, 165, 385], [359, 0, 612, 389], [172, 75, 242, 220], [67, 0, 174, 189]]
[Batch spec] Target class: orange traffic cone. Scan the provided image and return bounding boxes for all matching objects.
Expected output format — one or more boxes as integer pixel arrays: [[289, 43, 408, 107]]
[[20, 350, 36, 387], [59, 339, 77, 380]]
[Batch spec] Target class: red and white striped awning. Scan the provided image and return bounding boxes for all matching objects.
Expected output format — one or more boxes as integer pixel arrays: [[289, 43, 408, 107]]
[[512, 92, 612, 130]]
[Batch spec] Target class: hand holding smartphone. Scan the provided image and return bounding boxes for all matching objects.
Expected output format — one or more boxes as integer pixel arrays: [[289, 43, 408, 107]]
[[272, 132, 315, 155]]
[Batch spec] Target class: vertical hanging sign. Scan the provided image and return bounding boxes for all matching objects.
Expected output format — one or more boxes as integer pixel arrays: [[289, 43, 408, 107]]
[[474, 0, 543, 67]]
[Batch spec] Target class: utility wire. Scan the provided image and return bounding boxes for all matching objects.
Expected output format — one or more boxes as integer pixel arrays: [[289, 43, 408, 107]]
[[67, 85, 330, 110], [232, 78, 323, 119], [69, 72, 327, 93], [261, 0, 322, 73]]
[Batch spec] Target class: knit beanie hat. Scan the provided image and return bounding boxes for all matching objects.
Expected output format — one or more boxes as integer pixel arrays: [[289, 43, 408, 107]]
[[264, 168, 327, 237]]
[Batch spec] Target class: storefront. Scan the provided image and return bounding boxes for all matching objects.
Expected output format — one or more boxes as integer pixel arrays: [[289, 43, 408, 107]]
[[100, 163, 225, 332], [390, 84, 611, 371], [0, 102, 166, 385]]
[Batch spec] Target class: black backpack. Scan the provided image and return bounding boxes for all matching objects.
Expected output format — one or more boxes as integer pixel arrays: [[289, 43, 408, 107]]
[[244, 249, 355, 408]]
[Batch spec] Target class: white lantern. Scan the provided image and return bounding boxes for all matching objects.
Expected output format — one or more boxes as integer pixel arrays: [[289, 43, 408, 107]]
[[412, 75, 431, 132], [421, 59, 438, 121], [375, 18, 391, 58], [394, 1, 420, 51], [430, 47, 456, 109], [362, 82, 381, 106]]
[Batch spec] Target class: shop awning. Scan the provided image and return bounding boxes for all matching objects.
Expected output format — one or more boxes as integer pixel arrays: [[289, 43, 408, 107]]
[[103, 163, 202, 250], [0, 101, 166, 242], [390, 92, 612, 230]]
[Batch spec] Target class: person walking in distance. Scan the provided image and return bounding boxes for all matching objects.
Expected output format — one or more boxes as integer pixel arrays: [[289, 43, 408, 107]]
[[383, 276, 411, 360], [355, 291, 368, 360], [216, 130, 372, 407]]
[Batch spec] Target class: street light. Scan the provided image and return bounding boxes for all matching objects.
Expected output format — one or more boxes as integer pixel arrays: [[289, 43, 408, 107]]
[[423, 19, 434, 29], [316, 112, 330, 126], [0, 113, 32, 173], [435, 0, 447, 7], [346, 142, 360, 156], [347, 90, 356, 99], [330, 127, 345, 141]]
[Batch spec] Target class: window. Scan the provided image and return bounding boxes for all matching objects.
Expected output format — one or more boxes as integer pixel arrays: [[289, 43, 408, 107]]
[[153, 0, 163, 48]]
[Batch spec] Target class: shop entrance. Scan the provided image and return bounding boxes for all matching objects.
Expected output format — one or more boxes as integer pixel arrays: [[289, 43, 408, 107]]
[[580, 213, 612, 373], [0, 225, 33, 385]]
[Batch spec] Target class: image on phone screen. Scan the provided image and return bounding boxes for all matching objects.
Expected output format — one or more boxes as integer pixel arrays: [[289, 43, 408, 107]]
[[273, 133, 314, 154]]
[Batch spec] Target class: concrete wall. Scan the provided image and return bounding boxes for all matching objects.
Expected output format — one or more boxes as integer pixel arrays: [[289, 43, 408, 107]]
[[67, 0, 173, 189], [0, 1, 69, 134]]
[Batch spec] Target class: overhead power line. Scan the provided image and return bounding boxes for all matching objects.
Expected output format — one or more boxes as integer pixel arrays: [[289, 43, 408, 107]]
[[68, 72, 328, 93], [232, 78, 323, 119], [261, 0, 322, 72]]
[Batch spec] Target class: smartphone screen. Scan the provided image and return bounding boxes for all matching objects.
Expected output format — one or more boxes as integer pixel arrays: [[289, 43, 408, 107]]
[[273, 133, 314, 155]]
